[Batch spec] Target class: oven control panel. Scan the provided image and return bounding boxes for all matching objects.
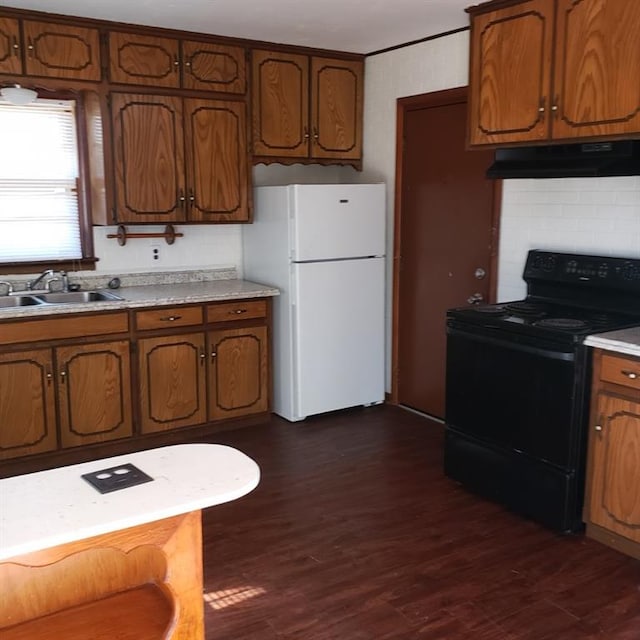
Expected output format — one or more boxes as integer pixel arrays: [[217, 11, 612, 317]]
[[525, 250, 640, 290]]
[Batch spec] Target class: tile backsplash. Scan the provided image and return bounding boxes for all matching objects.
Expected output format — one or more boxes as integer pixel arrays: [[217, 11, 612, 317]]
[[497, 176, 640, 301]]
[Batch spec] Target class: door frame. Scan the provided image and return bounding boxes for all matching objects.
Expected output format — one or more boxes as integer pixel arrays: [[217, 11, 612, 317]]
[[390, 86, 502, 405]]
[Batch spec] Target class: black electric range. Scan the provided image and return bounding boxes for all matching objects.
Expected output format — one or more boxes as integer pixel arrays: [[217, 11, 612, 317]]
[[444, 250, 640, 533]]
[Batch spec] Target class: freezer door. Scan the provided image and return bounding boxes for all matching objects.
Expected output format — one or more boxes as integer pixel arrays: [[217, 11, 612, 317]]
[[290, 257, 385, 420], [290, 184, 385, 261]]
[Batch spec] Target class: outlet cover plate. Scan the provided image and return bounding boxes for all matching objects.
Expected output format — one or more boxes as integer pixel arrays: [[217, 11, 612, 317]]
[[81, 463, 154, 494]]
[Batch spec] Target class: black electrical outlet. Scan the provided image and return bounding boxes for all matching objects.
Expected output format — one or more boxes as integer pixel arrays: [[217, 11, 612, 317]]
[[81, 463, 154, 494]]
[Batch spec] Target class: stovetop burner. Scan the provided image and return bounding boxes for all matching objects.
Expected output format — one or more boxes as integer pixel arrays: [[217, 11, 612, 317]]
[[534, 318, 589, 331], [472, 305, 507, 316], [505, 301, 546, 316]]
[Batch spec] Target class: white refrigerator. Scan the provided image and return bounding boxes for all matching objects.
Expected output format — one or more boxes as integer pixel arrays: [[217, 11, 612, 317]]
[[243, 183, 386, 422]]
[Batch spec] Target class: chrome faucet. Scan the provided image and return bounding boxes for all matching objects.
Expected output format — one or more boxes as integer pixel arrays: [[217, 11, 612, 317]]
[[46, 271, 70, 292], [0, 280, 13, 295], [27, 269, 56, 291]]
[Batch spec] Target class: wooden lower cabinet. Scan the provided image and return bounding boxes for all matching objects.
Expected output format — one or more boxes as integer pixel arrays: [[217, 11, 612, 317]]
[[0, 298, 271, 467], [0, 341, 132, 459], [0, 349, 57, 460], [584, 351, 640, 559], [138, 324, 269, 429], [57, 341, 133, 448], [138, 333, 207, 433], [208, 325, 268, 420]]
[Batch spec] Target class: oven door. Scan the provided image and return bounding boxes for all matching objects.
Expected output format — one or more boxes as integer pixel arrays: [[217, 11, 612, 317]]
[[444, 321, 590, 532]]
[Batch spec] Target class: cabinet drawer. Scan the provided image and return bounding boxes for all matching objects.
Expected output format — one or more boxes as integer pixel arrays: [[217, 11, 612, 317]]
[[0, 313, 129, 346], [135, 306, 203, 331], [206, 299, 267, 323], [601, 354, 640, 391]]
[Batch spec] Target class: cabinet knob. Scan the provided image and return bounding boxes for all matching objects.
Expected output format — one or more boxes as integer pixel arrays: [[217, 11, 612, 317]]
[[621, 369, 638, 379], [159, 315, 182, 322], [594, 425, 603, 432], [230, 308, 247, 315]]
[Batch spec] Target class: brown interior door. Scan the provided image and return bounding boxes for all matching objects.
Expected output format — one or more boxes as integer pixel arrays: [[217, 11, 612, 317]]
[[394, 88, 498, 418]]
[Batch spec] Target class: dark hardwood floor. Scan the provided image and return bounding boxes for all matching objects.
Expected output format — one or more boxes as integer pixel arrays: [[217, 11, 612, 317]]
[[201, 405, 640, 639]]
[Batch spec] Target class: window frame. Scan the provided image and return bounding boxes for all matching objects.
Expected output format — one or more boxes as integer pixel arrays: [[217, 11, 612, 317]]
[[0, 88, 96, 274]]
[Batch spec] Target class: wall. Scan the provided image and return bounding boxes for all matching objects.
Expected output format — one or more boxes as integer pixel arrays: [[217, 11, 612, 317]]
[[498, 176, 640, 300], [362, 31, 640, 388]]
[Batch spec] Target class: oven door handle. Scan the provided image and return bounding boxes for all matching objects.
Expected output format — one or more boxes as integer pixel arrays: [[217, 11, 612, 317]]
[[447, 327, 576, 362]]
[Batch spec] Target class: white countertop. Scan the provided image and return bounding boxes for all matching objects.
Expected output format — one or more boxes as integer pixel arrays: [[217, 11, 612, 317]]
[[0, 443, 260, 561], [0, 279, 279, 319], [584, 326, 640, 358]]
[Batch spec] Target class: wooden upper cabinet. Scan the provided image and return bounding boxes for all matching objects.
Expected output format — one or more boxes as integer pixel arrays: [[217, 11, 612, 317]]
[[553, 0, 640, 140], [184, 98, 250, 222], [111, 93, 249, 223], [109, 32, 246, 93], [252, 50, 309, 157], [252, 50, 363, 161], [0, 349, 57, 461], [109, 32, 180, 88], [182, 40, 246, 93], [0, 17, 22, 75], [311, 56, 363, 160], [111, 92, 186, 223], [468, 0, 640, 146], [1, 18, 102, 80], [468, 0, 554, 146], [21, 20, 101, 81]]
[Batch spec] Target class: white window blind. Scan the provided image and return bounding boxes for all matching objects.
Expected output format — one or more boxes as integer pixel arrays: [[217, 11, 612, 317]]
[[0, 99, 82, 263]]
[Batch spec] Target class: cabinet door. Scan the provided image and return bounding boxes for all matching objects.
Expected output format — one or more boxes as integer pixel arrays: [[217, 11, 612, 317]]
[[109, 31, 180, 88], [22, 21, 101, 81], [138, 333, 207, 433], [310, 57, 363, 160], [588, 393, 640, 543], [184, 98, 250, 222], [552, 0, 640, 140], [0, 17, 22, 75], [468, 0, 554, 146], [111, 92, 186, 223], [208, 326, 268, 421], [251, 50, 309, 157], [57, 341, 132, 448], [182, 40, 246, 93], [0, 349, 57, 460]]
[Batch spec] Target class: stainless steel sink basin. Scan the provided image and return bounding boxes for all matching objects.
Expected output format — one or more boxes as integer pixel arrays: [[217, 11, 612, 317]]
[[33, 290, 124, 304], [0, 295, 42, 308]]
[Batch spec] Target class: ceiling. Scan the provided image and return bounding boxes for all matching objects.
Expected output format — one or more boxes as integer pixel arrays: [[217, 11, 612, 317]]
[[5, 0, 472, 54]]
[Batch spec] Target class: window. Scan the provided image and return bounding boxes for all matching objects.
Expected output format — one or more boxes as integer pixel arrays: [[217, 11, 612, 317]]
[[0, 96, 93, 268]]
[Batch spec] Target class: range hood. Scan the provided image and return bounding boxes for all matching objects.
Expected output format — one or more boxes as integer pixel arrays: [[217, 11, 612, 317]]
[[486, 140, 640, 179]]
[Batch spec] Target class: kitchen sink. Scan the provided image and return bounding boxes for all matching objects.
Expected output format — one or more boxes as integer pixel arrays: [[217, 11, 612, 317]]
[[0, 295, 42, 308], [33, 290, 124, 304]]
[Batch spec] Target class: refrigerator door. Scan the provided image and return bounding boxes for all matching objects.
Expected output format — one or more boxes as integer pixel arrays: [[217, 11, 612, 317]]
[[290, 184, 385, 261], [289, 257, 385, 421]]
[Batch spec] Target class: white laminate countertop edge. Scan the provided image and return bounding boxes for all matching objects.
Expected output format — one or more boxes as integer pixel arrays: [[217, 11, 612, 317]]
[[584, 326, 640, 359], [0, 279, 279, 320], [0, 444, 260, 561]]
